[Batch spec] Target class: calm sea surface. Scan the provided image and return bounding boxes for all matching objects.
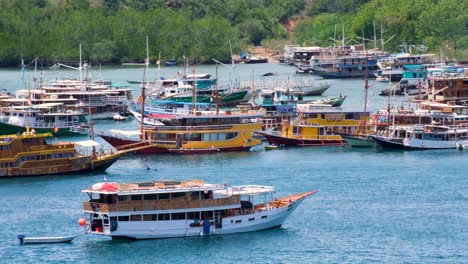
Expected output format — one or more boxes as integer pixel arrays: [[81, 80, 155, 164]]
[[0, 64, 467, 263]]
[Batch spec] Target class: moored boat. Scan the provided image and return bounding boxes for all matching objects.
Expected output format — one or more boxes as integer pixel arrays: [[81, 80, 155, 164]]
[[81, 179, 317, 239], [0, 131, 130, 177], [260, 110, 370, 147], [18, 235, 76, 245], [99, 109, 263, 154]]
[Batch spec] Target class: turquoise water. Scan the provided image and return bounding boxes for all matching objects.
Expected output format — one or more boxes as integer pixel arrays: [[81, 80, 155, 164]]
[[1, 65, 467, 263]]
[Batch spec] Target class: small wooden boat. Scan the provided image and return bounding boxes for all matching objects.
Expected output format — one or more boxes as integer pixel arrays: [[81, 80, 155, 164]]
[[113, 114, 129, 121], [264, 144, 278, 150], [165, 58, 177, 66], [18, 235, 76, 245]]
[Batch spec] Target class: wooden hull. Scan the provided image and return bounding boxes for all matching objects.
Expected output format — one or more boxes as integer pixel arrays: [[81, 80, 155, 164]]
[[340, 134, 376, 147], [0, 153, 122, 178], [371, 136, 407, 149], [260, 132, 346, 147], [100, 135, 255, 154]]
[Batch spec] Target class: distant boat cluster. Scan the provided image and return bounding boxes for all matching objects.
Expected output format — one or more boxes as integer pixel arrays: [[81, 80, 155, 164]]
[[1, 41, 467, 242]]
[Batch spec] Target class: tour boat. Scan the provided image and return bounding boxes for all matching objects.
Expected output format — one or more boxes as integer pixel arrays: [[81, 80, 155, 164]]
[[99, 109, 263, 154], [0, 103, 88, 136], [372, 125, 468, 150], [0, 131, 126, 177], [81, 179, 317, 239], [260, 109, 370, 147]]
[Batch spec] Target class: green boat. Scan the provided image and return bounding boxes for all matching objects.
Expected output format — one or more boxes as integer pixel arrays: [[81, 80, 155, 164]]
[[0, 103, 89, 137], [163, 89, 252, 106]]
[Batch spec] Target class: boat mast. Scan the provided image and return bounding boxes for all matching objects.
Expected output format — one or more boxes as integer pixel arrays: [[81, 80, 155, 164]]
[[140, 36, 149, 139], [215, 62, 219, 115], [191, 61, 197, 114], [81, 43, 94, 140]]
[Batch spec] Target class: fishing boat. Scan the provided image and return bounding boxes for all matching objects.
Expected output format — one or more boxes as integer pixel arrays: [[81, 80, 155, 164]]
[[311, 53, 386, 79], [373, 125, 468, 150], [260, 110, 370, 147], [244, 56, 268, 64], [298, 95, 347, 108], [0, 131, 128, 177], [18, 235, 75, 245], [80, 179, 317, 239], [339, 133, 376, 147], [99, 109, 263, 154], [289, 80, 331, 96]]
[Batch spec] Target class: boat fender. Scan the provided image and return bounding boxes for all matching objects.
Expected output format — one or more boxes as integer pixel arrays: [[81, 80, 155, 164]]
[[18, 235, 25, 245]]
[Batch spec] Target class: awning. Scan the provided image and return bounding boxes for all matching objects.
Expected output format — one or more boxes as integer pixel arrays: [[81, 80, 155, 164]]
[[109, 129, 142, 136], [74, 140, 101, 147]]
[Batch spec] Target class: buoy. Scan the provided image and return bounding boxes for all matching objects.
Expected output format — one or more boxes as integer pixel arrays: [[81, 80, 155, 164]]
[[78, 217, 86, 226], [54, 127, 59, 133]]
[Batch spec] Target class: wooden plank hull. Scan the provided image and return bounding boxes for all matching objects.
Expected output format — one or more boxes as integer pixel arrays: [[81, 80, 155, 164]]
[[100, 135, 253, 154], [260, 132, 346, 147]]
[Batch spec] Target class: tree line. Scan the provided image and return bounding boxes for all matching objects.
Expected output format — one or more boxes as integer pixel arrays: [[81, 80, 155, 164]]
[[0, 0, 466, 67]]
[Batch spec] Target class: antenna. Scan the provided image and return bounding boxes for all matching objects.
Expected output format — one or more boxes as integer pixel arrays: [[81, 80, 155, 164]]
[[373, 20, 377, 50]]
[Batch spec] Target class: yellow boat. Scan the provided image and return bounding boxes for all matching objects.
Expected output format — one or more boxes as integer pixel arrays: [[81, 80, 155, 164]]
[[0, 132, 123, 177], [99, 110, 263, 154], [260, 110, 370, 147]]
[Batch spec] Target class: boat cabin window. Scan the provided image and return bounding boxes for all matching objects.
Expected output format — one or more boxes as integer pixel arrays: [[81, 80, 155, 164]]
[[202, 190, 213, 199], [159, 193, 170, 200], [143, 214, 157, 221], [99, 194, 116, 204], [171, 213, 186, 220], [0, 145, 11, 151], [118, 195, 130, 202], [187, 211, 201, 220], [118, 216, 129, 221], [131, 195, 142, 201], [130, 215, 141, 221], [190, 191, 201, 200], [158, 213, 170, 221], [171, 192, 185, 199], [143, 194, 157, 200]]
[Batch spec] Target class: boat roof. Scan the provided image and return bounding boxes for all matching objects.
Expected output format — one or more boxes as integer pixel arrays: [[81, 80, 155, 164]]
[[108, 129, 142, 136], [11, 102, 64, 109], [0, 132, 52, 142], [82, 180, 275, 196], [74, 140, 101, 147], [83, 180, 226, 195]]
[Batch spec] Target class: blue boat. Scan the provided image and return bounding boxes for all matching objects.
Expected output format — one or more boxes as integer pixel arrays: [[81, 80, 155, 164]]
[[165, 58, 177, 66]]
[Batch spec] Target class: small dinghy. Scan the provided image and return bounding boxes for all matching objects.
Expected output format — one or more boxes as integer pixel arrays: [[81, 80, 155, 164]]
[[113, 114, 129, 121], [265, 144, 278, 150], [18, 235, 76, 245]]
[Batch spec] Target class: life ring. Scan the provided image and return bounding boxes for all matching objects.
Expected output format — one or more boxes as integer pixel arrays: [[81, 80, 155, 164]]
[[48, 168, 53, 173], [54, 168, 58, 173]]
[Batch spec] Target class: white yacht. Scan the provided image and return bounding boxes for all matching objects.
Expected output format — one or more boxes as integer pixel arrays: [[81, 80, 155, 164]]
[[81, 179, 316, 239]]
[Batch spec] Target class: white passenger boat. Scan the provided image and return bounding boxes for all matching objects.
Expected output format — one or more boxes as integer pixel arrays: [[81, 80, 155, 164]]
[[81, 180, 317, 239], [18, 235, 76, 245]]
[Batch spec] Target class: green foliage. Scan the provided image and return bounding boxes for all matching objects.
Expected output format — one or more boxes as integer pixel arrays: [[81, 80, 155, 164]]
[[0, 0, 466, 66], [296, 0, 467, 57]]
